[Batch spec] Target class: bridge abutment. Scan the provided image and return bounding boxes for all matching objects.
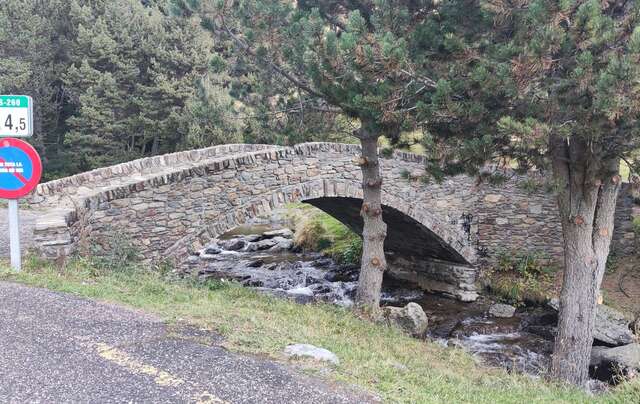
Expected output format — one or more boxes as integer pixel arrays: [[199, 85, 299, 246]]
[[386, 255, 479, 302]]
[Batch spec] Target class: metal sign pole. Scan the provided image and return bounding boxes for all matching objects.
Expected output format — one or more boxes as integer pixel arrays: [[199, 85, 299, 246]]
[[8, 198, 21, 272], [0, 95, 39, 271]]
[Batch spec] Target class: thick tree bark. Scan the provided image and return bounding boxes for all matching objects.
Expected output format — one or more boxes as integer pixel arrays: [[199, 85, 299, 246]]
[[354, 132, 387, 314], [550, 134, 621, 386]]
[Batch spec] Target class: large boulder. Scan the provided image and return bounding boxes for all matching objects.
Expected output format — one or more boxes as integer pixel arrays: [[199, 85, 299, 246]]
[[284, 344, 339, 365], [488, 303, 516, 318], [590, 343, 640, 382], [549, 299, 635, 346], [382, 302, 428, 337]]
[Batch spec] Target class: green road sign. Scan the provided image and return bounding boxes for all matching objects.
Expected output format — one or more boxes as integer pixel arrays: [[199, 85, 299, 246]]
[[0, 95, 33, 137]]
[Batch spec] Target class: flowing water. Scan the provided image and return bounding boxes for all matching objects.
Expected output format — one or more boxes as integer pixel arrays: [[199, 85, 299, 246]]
[[184, 223, 555, 376]]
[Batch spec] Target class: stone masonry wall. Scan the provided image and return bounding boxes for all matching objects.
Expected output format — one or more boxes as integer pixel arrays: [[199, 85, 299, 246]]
[[476, 175, 635, 264], [72, 143, 477, 265]]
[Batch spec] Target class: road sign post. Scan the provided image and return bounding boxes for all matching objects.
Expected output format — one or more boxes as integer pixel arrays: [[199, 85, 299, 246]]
[[0, 95, 40, 272], [8, 199, 20, 271]]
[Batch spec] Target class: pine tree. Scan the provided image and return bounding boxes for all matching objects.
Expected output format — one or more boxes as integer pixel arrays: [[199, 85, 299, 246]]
[[1, 0, 243, 177], [0, 0, 72, 179], [415, 0, 640, 386], [173, 0, 447, 314], [62, 0, 213, 171]]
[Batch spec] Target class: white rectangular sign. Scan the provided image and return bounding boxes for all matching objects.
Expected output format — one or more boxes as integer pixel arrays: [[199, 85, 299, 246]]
[[0, 95, 33, 137]]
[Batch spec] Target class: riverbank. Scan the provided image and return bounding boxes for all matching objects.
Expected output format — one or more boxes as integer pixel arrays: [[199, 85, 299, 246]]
[[1, 258, 638, 403]]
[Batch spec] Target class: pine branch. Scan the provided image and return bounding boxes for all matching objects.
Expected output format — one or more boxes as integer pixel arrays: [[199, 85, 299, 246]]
[[217, 9, 338, 107]]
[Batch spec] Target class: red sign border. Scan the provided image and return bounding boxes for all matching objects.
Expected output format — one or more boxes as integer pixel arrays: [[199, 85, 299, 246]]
[[0, 138, 42, 199]]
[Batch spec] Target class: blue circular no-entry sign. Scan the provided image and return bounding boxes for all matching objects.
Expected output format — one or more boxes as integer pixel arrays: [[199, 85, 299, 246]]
[[0, 138, 42, 199]]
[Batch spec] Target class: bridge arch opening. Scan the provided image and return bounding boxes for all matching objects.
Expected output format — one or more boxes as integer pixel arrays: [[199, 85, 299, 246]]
[[304, 197, 470, 266], [303, 197, 478, 301]]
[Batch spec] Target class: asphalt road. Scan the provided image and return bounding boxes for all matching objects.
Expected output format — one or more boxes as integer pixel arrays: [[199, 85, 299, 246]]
[[0, 282, 375, 403]]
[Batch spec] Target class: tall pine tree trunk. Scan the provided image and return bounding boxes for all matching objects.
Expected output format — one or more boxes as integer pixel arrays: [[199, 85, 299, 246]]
[[550, 135, 621, 386], [354, 128, 387, 314]]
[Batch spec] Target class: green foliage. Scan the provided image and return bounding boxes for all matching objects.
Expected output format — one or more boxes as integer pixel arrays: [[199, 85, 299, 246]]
[[485, 173, 508, 186], [61, 0, 215, 172], [633, 216, 640, 237], [518, 178, 543, 194], [89, 231, 142, 274], [605, 252, 619, 275], [0, 0, 244, 179], [289, 204, 362, 265], [173, 0, 459, 143], [487, 249, 556, 306], [379, 147, 394, 158], [411, 1, 640, 186]]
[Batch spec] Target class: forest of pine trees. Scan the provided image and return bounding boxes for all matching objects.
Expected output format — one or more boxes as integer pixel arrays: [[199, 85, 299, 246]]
[[0, 0, 347, 180]]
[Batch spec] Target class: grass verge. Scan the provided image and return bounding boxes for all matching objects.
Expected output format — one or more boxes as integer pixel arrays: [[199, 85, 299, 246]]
[[1, 256, 638, 403]]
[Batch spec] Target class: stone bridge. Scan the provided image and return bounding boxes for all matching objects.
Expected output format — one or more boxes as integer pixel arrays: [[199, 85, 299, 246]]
[[24, 143, 637, 301]]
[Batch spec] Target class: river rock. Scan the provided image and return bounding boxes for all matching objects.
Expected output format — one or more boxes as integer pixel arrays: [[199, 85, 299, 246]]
[[262, 228, 294, 239], [488, 303, 516, 318], [268, 236, 294, 252], [203, 245, 222, 255], [219, 250, 240, 258], [245, 234, 262, 242], [548, 298, 634, 346], [311, 258, 334, 268], [250, 238, 278, 251], [185, 255, 199, 264], [247, 259, 264, 268], [323, 265, 359, 282], [382, 302, 429, 337], [632, 315, 640, 336], [590, 343, 640, 382], [220, 238, 246, 251], [284, 344, 339, 365], [286, 286, 315, 304]]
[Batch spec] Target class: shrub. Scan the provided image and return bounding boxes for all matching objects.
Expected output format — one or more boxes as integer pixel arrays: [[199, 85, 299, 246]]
[[517, 178, 542, 194], [633, 216, 640, 237], [89, 231, 142, 273], [487, 249, 556, 306], [290, 204, 362, 265], [380, 147, 394, 158]]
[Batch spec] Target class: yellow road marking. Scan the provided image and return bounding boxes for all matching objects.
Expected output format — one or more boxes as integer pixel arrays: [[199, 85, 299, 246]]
[[95, 342, 184, 387], [93, 343, 228, 403]]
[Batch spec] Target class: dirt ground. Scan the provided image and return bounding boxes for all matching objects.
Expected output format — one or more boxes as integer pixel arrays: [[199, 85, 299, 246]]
[[601, 256, 640, 318]]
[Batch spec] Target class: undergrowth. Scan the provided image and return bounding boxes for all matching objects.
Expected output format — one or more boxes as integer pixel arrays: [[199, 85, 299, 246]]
[[287, 203, 362, 265], [485, 249, 556, 306]]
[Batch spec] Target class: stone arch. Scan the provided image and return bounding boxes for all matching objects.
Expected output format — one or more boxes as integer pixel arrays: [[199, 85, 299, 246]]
[[165, 178, 475, 266]]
